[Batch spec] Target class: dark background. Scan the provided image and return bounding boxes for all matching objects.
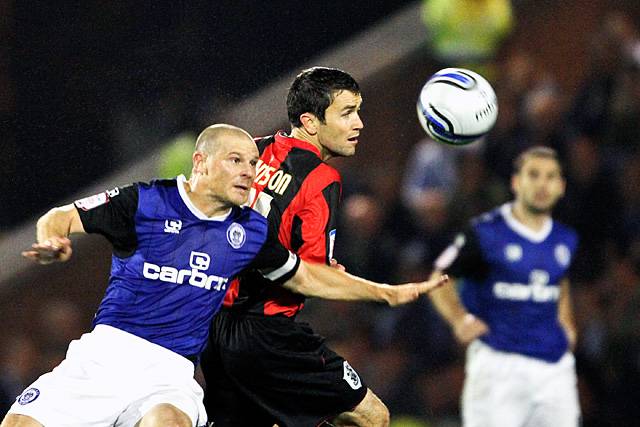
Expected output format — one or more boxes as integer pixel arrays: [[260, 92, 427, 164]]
[[1, 0, 413, 229], [4, 1, 640, 426]]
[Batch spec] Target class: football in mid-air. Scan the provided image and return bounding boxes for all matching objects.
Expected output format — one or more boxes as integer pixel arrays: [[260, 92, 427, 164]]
[[417, 67, 498, 145]]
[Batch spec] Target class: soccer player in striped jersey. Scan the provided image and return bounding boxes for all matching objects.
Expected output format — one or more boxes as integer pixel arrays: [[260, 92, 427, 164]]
[[2, 124, 446, 427], [201, 67, 395, 426], [429, 146, 580, 427]]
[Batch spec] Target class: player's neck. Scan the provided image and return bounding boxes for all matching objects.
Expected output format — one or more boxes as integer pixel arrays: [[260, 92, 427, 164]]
[[184, 178, 232, 218], [511, 202, 549, 232], [289, 128, 331, 161]]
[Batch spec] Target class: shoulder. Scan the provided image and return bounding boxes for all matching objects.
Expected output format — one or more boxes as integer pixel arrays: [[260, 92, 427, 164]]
[[551, 219, 579, 245], [311, 162, 341, 184], [135, 178, 177, 193], [464, 206, 507, 248], [470, 205, 504, 230], [254, 135, 276, 153], [134, 179, 179, 206], [147, 178, 178, 188]]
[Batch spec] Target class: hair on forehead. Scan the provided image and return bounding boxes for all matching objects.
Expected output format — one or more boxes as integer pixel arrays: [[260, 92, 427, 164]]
[[195, 124, 253, 154], [287, 66, 360, 127], [513, 146, 562, 174]]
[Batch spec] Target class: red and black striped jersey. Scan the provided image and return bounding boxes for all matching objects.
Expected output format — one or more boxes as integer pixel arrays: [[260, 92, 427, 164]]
[[223, 132, 341, 316]]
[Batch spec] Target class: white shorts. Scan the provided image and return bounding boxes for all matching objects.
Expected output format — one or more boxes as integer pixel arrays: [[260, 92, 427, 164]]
[[462, 340, 580, 427], [8, 325, 207, 427]]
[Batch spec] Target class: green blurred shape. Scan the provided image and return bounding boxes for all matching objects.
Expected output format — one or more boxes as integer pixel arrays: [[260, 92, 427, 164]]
[[157, 132, 196, 178], [391, 415, 431, 427]]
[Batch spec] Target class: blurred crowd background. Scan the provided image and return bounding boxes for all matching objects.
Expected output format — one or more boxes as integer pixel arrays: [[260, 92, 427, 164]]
[[2, 1, 640, 426]]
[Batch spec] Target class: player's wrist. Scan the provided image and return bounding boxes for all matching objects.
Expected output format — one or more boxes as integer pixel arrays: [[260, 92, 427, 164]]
[[378, 284, 393, 305], [452, 312, 475, 334], [564, 327, 577, 351], [451, 312, 471, 326]]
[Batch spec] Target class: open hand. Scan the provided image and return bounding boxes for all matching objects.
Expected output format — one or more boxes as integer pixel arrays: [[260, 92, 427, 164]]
[[386, 274, 449, 306]]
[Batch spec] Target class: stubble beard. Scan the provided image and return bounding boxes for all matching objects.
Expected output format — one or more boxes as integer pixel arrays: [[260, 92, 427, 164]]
[[523, 199, 553, 216], [328, 145, 356, 159]]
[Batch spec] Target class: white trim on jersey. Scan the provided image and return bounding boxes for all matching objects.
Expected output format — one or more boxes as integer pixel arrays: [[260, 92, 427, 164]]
[[177, 175, 232, 221], [500, 203, 552, 243], [262, 250, 298, 281]]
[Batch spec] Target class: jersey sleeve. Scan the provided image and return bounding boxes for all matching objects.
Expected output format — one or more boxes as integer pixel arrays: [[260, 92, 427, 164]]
[[249, 225, 301, 284], [433, 226, 489, 281], [291, 180, 341, 264], [74, 184, 139, 257]]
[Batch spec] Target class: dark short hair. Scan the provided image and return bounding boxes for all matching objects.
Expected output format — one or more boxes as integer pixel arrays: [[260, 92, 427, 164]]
[[513, 146, 562, 174], [287, 67, 360, 127]]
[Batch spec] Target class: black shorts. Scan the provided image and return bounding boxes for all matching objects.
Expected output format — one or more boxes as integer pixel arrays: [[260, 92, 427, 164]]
[[200, 310, 368, 427]]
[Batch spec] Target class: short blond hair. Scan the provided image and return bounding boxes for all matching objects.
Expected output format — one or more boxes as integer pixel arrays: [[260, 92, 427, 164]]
[[194, 124, 253, 154], [513, 146, 561, 175]]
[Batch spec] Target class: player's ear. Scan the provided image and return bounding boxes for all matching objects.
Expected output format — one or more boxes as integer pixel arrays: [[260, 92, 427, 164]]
[[299, 113, 318, 135], [558, 177, 566, 198], [192, 151, 207, 174], [511, 174, 519, 194]]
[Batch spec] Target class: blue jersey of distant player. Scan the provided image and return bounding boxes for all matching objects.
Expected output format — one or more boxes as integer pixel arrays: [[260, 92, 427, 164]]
[[74, 175, 298, 359], [435, 203, 578, 362]]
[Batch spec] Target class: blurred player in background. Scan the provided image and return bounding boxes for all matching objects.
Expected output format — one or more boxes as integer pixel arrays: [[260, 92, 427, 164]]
[[200, 67, 394, 427], [2, 124, 446, 427], [428, 146, 580, 427]]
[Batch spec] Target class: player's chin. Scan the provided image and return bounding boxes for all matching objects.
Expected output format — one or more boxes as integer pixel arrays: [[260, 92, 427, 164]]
[[339, 144, 357, 157], [530, 202, 554, 214], [230, 190, 250, 206]]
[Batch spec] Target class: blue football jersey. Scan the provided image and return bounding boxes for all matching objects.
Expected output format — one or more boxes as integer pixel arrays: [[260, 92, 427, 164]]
[[434, 203, 578, 362], [74, 175, 299, 358]]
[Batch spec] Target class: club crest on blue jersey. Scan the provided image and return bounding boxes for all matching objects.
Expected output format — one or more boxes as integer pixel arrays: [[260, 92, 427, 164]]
[[226, 223, 246, 249], [504, 243, 523, 262], [17, 388, 40, 405]]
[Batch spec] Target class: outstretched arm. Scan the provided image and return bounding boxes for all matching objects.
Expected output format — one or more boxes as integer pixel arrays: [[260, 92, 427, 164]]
[[428, 270, 488, 344], [282, 261, 449, 306], [22, 204, 85, 264]]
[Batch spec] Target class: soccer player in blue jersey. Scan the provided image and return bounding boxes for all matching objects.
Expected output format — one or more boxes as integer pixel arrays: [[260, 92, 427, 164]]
[[429, 146, 580, 427], [2, 124, 447, 427]]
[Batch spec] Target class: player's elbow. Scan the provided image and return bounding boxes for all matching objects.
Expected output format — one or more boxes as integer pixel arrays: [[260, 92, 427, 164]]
[[36, 204, 82, 239], [282, 262, 319, 297]]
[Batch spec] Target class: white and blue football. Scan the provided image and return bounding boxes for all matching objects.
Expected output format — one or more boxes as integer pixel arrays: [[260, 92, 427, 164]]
[[417, 68, 498, 145]]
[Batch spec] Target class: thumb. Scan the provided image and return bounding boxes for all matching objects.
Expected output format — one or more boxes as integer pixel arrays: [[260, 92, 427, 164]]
[[330, 258, 346, 272]]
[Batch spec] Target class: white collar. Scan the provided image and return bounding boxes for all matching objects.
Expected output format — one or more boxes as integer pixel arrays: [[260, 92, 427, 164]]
[[500, 203, 552, 243], [176, 175, 232, 221]]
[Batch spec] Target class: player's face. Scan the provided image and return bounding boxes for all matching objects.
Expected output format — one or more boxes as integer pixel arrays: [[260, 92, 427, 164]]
[[316, 90, 363, 158], [512, 156, 565, 214], [205, 135, 259, 207]]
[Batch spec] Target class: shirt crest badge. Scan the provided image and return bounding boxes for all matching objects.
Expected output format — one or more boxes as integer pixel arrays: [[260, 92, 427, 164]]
[[227, 223, 246, 249]]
